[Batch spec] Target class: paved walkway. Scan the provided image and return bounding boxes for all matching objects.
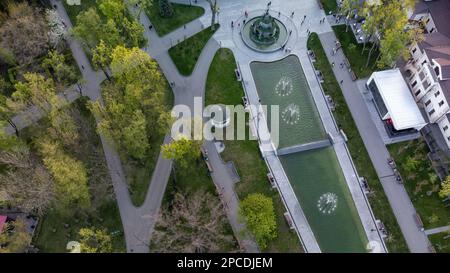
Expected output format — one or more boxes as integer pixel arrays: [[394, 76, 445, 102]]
[[130, 3, 260, 252], [425, 225, 450, 236], [318, 30, 431, 252]]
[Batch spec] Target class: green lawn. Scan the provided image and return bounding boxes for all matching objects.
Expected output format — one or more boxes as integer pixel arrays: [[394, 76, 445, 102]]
[[429, 232, 450, 253], [169, 24, 219, 76], [320, 0, 338, 14], [145, 3, 205, 36], [388, 140, 450, 229], [205, 49, 303, 253], [307, 33, 409, 252], [332, 25, 379, 79], [33, 98, 125, 252], [122, 81, 174, 206]]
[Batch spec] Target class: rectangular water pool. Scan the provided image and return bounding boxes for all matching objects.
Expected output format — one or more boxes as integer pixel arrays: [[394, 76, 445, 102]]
[[250, 55, 326, 149], [280, 147, 369, 252]]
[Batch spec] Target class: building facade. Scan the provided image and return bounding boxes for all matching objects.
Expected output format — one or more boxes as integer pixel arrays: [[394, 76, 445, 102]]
[[402, 0, 450, 159]]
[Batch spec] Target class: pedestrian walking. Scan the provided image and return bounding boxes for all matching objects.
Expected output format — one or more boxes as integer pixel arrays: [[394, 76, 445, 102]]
[[304, 15, 306, 20], [245, 11, 248, 17], [278, 11, 281, 17], [291, 11, 295, 17], [332, 62, 335, 67], [340, 80, 343, 84], [81, 65, 85, 70], [243, 19, 246, 24], [184, 24, 186, 29], [149, 25, 153, 30], [340, 63, 344, 69], [231, 21, 234, 28], [289, 30, 292, 36]]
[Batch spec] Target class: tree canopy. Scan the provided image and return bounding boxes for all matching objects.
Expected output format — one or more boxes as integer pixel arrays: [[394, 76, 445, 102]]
[[239, 193, 277, 250]]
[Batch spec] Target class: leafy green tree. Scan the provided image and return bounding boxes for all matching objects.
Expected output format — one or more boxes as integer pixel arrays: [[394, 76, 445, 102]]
[[78, 227, 112, 253], [98, 0, 125, 23], [122, 109, 149, 159], [403, 156, 420, 172], [42, 50, 77, 85], [72, 8, 104, 49], [122, 17, 145, 48], [161, 136, 201, 169], [10, 73, 59, 115], [92, 40, 112, 80], [159, 0, 174, 18], [0, 218, 31, 253], [239, 193, 277, 249], [439, 176, 450, 198], [48, 106, 80, 147], [38, 138, 90, 209]]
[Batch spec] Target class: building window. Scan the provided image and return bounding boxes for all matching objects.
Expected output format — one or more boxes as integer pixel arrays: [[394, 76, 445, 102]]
[[415, 89, 421, 96], [439, 100, 445, 107], [448, 136, 450, 141], [435, 91, 440, 97], [425, 99, 431, 106], [444, 125, 449, 131], [422, 60, 427, 66], [430, 27, 435, 33], [429, 109, 435, 116], [412, 47, 417, 54], [412, 80, 418, 87]]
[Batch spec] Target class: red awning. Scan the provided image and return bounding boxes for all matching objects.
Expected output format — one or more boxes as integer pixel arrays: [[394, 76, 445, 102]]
[[0, 215, 7, 233]]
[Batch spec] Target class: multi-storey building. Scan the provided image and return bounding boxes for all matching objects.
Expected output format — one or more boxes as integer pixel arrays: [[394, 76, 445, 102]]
[[402, 0, 450, 157]]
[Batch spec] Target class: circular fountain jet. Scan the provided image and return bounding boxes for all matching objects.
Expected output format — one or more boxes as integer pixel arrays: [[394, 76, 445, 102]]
[[241, 9, 288, 52], [281, 103, 301, 125], [275, 76, 293, 97], [317, 192, 338, 214]]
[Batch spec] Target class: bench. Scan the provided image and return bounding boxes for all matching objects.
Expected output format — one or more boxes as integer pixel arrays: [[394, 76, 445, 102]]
[[283, 212, 295, 229], [234, 68, 242, 81], [349, 69, 357, 81], [414, 213, 424, 230], [201, 147, 214, 173], [267, 172, 276, 188]]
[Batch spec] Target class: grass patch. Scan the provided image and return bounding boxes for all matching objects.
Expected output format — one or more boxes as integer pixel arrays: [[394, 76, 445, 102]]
[[169, 24, 219, 76], [33, 97, 125, 252], [320, 0, 338, 14], [307, 33, 409, 252], [387, 140, 450, 229], [429, 232, 450, 253], [120, 81, 174, 206], [205, 49, 303, 253], [332, 25, 379, 79], [145, 3, 205, 36]]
